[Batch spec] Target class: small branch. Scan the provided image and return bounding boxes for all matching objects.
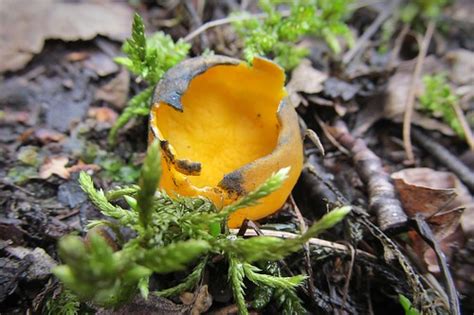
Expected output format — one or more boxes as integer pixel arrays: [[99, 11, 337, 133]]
[[451, 101, 474, 150], [414, 215, 461, 315], [402, 20, 436, 163], [230, 229, 377, 261], [184, 13, 263, 42], [340, 243, 355, 312], [289, 195, 317, 301], [184, 9, 292, 42], [314, 113, 350, 156], [343, 0, 399, 64], [327, 120, 408, 232], [411, 128, 474, 191], [184, 1, 209, 50]]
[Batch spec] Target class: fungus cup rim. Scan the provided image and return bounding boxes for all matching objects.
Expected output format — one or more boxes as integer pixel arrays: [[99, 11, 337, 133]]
[[149, 55, 302, 205]]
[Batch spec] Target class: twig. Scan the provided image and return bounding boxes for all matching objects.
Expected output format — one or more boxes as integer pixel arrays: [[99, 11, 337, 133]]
[[230, 229, 377, 261], [327, 120, 408, 232], [184, 1, 209, 50], [402, 20, 436, 163], [340, 242, 355, 312], [411, 128, 474, 191], [343, 0, 399, 64], [305, 129, 325, 156], [413, 215, 461, 315], [451, 101, 474, 150], [0, 179, 35, 196], [56, 209, 80, 221], [313, 113, 350, 156], [289, 195, 317, 301], [184, 7, 298, 43], [184, 12, 268, 42]]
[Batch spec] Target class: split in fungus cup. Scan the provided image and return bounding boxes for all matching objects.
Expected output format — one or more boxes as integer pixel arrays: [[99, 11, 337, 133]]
[[149, 56, 303, 227]]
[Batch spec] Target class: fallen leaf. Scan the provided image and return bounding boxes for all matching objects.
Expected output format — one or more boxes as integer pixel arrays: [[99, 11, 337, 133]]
[[34, 128, 65, 144], [5, 246, 56, 282], [17, 146, 40, 166], [392, 168, 459, 218], [39, 156, 70, 180], [0, 0, 132, 73], [445, 49, 474, 85], [96, 295, 188, 315], [95, 69, 130, 109], [88, 107, 118, 124], [323, 77, 360, 102], [287, 59, 327, 107], [84, 52, 119, 77], [57, 181, 87, 208], [66, 160, 100, 174], [392, 168, 474, 272]]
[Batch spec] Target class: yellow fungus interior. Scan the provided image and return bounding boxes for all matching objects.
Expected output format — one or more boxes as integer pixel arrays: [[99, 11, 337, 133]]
[[154, 62, 286, 188]]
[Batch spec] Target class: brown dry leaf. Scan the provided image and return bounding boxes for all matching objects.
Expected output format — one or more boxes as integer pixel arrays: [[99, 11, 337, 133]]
[[39, 156, 70, 180], [0, 0, 132, 73], [66, 160, 100, 174], [95, 69, 130, 109], [392, 168, 459, 218], [392, 168, 474, 272], [34, 128, 65, 144], [88, 107, 118, 124], [287, 59, 328, 107]]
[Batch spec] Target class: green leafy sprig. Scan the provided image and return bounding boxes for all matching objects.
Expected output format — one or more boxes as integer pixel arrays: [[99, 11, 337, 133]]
[[419, 74, 464, 138], [232, 0, 354, 69], [55, 146, 350, 313], [109, 14, 190, 145]]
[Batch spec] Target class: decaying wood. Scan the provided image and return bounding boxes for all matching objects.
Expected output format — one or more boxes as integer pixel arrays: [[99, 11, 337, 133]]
[[327, 120, 408, 232]]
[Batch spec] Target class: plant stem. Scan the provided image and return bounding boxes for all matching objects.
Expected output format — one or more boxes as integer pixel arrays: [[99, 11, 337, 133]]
[[229, 229, 377, 261], [402, 20, 435, 163]]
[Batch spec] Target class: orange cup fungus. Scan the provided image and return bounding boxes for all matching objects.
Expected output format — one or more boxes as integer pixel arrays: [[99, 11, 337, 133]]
[[149, 56, 303, 227]]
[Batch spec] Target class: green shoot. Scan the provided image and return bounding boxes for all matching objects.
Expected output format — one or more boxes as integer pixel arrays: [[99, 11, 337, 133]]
[[109, 14, 190, 145], [218, 167, 290, 219], [136, 140, 161, 230], [419, 74, 464, 138], [155, 258, 207, 298], [44, 289, 80, 315], [56, 141, 350, 311], [399, 294, 421, 315], [229, 256, 248, 315], [53, 234, 151, 307]]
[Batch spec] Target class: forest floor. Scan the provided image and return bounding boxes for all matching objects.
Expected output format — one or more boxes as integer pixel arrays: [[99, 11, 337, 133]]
[[0, 0, 473, 314]]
